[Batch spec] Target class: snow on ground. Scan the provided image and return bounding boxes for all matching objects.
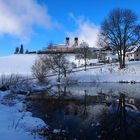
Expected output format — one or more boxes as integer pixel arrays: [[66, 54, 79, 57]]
[[0, 90, 46, 140], [0, 54, 140, 83], [0, 54, 139, 139], [66, 61, 140, 83], [0, 54, 37, 76], [66, 54, 98, 67]]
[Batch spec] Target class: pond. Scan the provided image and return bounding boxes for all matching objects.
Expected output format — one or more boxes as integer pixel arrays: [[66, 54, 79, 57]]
[[26, 83, 140, 140]]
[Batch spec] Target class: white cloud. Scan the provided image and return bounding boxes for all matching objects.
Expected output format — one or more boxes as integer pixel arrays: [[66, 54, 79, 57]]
[[0, 0, 57, 41], [67, 14, 99, 47]]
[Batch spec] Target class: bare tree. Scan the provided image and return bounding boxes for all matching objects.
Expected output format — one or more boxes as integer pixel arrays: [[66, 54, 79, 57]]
[[48, 52, 73, 82], [99, 8, 140, 69], [32, 55, 50, 83], [75, 41, 91, 71], [0, 74, 24, 89]]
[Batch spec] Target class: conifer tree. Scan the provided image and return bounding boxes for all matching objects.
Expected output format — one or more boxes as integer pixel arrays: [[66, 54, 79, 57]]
[[19, 44, 24, 54], [14, 47, 19, 54]]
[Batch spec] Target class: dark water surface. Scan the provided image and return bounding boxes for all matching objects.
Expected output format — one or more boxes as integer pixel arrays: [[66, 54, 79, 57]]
[[26, 83, 140, 140]]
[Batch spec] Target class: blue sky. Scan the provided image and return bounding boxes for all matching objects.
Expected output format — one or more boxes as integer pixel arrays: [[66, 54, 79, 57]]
[[0, 0, 140, 56]]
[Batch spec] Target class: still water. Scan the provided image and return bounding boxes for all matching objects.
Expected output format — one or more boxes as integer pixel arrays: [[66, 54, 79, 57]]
[[26, 83, 140, 140]]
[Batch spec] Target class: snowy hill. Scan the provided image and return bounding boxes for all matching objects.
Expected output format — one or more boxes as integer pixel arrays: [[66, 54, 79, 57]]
[[0, 54, 140, 83], [0, 54, 37, 76]]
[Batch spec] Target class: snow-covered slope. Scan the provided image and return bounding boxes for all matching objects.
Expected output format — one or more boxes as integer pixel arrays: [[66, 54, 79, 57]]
[[0, 54, 140, 82], [67, 61, 140, 83], [0, 54, 37, 76]]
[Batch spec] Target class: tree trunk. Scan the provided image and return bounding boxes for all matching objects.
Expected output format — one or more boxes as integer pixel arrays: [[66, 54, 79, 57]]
[[84, 54, 87, 71], [58, 67, 60, 82], [119, 59, 123, 69], [122, 52, 126, 68], [64, 69, 66, 77], [118, 52, 123, 69], [122, 46, 126, 68], [85, 60, 86, 71], [119, 46, 123, 69]]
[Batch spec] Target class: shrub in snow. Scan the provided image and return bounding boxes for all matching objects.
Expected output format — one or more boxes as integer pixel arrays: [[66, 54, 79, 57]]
[[32, 54, 50, 83], [0, 74, 24, 90]]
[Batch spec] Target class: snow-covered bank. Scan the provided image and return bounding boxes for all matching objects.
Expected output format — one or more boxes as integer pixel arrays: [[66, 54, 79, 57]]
[[0, 90, 47, 140], [66, 61, 140, 83]]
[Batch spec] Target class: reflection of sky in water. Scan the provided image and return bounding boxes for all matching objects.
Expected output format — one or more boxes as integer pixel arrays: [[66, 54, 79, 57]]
[[62, 83, 140, 98], [28, 96, 109, 139], [29, 83, 140, 140]]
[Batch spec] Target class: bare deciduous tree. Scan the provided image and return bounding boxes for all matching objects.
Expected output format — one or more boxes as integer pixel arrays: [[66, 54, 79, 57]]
[[32, 55, 50, 83], [99, 8, 140, 69], [48, 52, 73, 82], [75, 41, 92, 71]]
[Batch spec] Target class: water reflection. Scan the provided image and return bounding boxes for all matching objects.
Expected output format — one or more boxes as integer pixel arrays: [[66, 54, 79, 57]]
[[26, 83, 140, 140]]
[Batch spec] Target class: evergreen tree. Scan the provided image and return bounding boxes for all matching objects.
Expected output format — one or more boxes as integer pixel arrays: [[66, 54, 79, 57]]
[[14, 47, 19, 54], [19, 44, 24, 54]]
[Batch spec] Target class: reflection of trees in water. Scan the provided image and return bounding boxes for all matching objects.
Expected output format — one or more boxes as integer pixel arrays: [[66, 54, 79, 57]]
[[63, 90, 109, 127], [57, 91, 140, 139], [55, 85, 73, 98], [31, 86, 140, 140], [54, 87, 111, 123], [83, 90, 88, 117], [100, 94, 140, 140], [134, 99, 140, 110]]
